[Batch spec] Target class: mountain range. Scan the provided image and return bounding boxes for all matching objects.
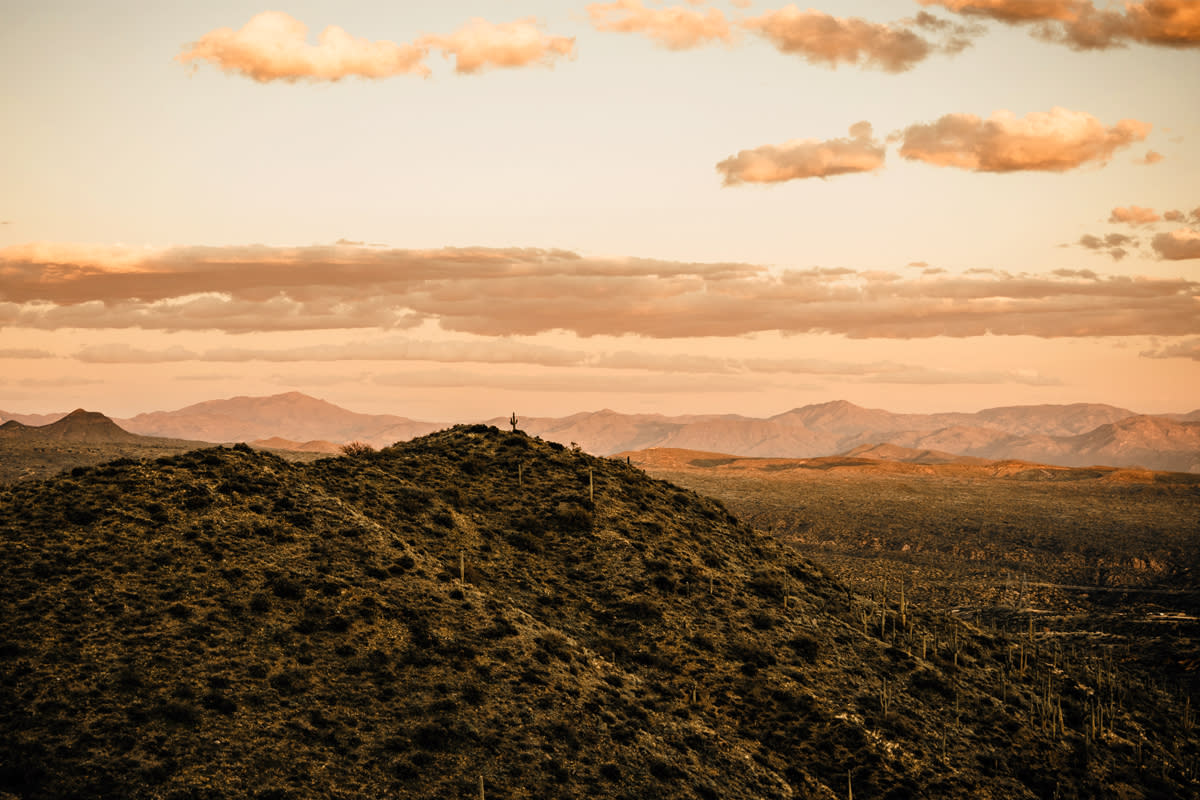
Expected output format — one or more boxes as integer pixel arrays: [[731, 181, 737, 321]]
[[3, 393, 1199, 472]]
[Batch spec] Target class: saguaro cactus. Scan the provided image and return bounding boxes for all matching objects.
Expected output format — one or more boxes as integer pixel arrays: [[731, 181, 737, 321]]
[[509, 412, 519, 432]]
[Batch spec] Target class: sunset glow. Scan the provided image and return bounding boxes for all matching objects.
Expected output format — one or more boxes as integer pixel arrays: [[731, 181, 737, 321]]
[[1, 0, 1197, 420]]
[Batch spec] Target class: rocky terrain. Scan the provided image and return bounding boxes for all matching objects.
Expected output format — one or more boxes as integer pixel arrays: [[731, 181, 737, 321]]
[[1, 426, 1197, 798]]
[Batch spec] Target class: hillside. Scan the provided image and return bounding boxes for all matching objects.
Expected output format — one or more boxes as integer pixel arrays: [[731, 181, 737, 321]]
[[1, 427, 1197, 799]]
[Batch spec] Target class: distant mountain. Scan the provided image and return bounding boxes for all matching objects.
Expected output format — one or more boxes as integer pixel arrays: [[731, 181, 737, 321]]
[[653, 418, 840, 458], [250, 437, 343, 455], [840, 442, 990, 465], [1008, 415, 1200, 473], [0, 411, 214, 483], [0, 409, 146, 444], [485, 409, 700, 454], [0, 410, 69, 427], [119, 391, 440, 447], [11, 394, 1199, 472], [516, 402, 1200, 472], [972, 403, 1137, 437]]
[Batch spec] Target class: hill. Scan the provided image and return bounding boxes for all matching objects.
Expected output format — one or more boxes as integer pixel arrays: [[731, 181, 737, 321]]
[[1, 427, 1196, 799], [119, 391, 440, 447]]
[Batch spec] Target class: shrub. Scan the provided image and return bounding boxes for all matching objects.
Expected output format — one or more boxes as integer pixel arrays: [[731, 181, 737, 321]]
[[340, 441, 375, 457], [553, 503, 593, 532]]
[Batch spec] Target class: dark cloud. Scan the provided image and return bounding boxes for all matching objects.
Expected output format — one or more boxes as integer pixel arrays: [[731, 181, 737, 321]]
[[1077, 232, 1137, 261], [1152, 229, 1200, 260]]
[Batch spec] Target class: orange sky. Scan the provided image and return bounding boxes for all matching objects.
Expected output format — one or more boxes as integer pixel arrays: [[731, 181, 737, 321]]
[[1, 1, 1198, 419]]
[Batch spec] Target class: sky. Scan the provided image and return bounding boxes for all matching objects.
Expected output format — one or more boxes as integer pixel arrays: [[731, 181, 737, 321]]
[[1, 0, 1198, 421]]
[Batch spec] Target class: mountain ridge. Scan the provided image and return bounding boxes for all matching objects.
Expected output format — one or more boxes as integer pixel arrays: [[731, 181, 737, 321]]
[[5, 393, 1198, 472]]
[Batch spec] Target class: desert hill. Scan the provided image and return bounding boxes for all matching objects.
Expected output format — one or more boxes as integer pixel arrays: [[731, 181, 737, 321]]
[[1, 427, 1196, 799]]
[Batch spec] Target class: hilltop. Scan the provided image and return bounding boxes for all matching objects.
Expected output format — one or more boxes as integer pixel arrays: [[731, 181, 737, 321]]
[[1, 427, 1196, 798]]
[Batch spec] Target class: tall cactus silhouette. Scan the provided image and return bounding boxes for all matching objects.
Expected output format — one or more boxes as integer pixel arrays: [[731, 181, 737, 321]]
[[509, 411, 519, 432]]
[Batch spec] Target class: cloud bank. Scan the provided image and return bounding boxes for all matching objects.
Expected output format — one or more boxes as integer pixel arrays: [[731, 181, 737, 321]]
[[716, 122, 885, 185], [3, 243, 1198, 340], [898, 108, 1151, 172]]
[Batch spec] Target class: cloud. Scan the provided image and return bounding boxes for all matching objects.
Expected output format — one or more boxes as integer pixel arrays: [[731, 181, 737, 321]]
[[716, 122, 885, 185], [0, 348, 54, 359], [740, 6, 947, 72], [917, 0, 1200, 49], [4, 243, 1199, 339], [586, 0, 735, 50], [1137, 150, 1164, 165], [417, 18, 574, 74], [74, 338, 585, 368], [1141, 337, 1200, 361], [1109, 205, 1161, 225], [861, 366, 1060, 386], [11, 377, 101, 388], [897, 107, 1151, 172], [371, 369, 765, 394], [76, 337, 1046, 385], [1164, 210, 1185, 223], [1077, 232, 1136, 261], [1152, 229, 1200, 260], [177, 11, 431, 82]]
